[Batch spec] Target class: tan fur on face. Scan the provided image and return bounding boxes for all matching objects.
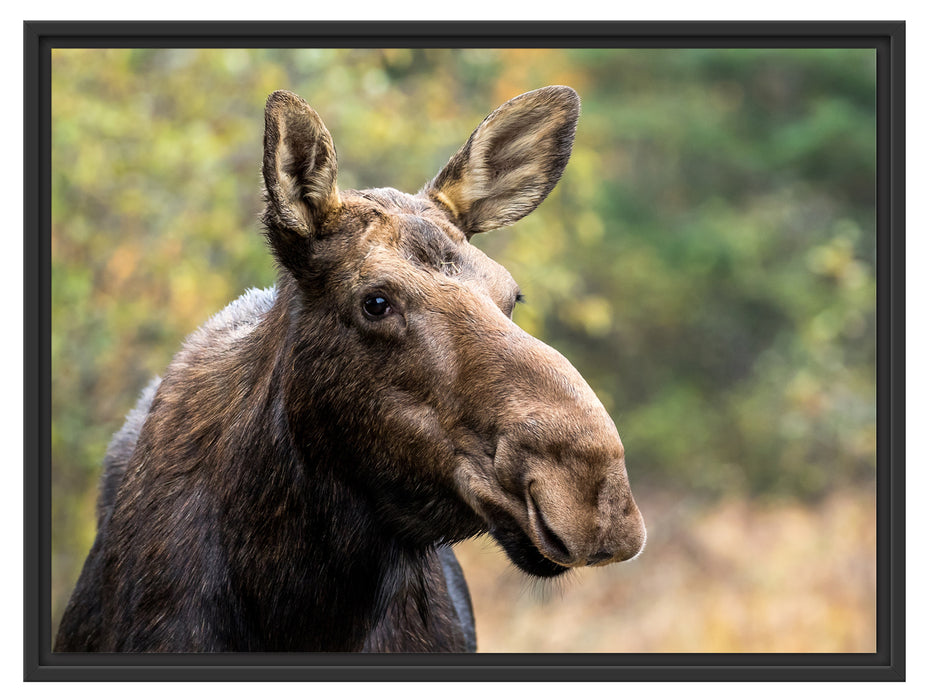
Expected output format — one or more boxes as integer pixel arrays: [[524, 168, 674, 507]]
[[319, 186, 645, 569]]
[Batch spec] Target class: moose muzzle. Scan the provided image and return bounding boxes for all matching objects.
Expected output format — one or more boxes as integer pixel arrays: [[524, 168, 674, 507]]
[[459, 320, 647, 577], [493, 422, 646, 570]]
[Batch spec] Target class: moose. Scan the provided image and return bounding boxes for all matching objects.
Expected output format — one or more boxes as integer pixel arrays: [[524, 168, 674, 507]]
[[55, 87, 646, 653]]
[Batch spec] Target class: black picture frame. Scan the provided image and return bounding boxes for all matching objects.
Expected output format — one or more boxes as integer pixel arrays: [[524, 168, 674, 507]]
[[24, 20, 905, 682]]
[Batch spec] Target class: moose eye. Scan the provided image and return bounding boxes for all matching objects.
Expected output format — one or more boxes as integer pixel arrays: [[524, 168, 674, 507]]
[[508, 291, 526, 317], [362, 295, 392, 318]]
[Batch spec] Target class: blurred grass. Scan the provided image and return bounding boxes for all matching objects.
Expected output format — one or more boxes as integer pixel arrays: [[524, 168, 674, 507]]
[[455, 488, 875, 652]]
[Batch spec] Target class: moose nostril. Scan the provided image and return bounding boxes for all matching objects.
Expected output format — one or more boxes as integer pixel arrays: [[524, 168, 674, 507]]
[[586, 550, 613, 566], [529, 491, 573, 563]]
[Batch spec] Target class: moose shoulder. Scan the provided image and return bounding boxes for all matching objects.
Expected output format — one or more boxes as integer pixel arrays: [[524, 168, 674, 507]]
[[55, 87, 646, 653]]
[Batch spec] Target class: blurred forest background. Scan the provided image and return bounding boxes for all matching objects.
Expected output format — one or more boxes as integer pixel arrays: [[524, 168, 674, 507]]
[[50, 47, 876, 652]]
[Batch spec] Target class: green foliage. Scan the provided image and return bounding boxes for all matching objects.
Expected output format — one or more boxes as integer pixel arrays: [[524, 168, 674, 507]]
[[50, 48, 876, 625]]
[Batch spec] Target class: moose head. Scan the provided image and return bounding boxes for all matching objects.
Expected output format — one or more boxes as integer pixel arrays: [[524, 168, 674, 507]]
[[262, 87, 646, 578]]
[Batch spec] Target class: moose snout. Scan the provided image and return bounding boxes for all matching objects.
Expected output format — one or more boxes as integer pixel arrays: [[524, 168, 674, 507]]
[[525, 474, 646, 568], [467, 327, 647, 575]]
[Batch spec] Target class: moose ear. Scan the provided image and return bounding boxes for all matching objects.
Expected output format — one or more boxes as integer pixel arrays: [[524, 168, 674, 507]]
[[262, 90, 340, 238], [422, 86, 580, 237]]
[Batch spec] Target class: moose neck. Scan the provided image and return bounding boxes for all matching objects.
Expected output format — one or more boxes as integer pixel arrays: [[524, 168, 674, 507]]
[[223, 276, 426, 651]]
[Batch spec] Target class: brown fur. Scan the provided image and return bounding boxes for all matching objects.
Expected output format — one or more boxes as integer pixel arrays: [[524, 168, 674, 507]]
[[54, 87, 645, 653]]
